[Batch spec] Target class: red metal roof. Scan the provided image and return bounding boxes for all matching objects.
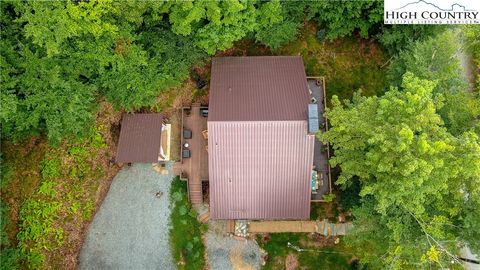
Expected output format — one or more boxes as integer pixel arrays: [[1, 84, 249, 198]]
[[208, 56, 310, 121], [116, 113, 163, 163], [208, 121, 314, 220]]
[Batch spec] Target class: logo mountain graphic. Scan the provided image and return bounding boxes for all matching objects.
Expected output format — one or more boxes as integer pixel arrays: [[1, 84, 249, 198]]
[[395, 0, 473, 11]]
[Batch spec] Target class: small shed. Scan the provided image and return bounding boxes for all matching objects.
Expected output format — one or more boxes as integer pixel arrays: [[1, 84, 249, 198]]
[[115, 113, 165, 163]]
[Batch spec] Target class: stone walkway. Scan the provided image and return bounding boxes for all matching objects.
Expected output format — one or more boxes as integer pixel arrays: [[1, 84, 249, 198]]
[[79, 163, 175, 270]]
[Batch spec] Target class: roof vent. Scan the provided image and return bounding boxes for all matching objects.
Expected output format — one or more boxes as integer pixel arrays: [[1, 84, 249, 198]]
[[308, 104, 319, 134]]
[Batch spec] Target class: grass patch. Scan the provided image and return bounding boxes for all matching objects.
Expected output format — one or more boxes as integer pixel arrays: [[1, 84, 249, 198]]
[[280, 24, 388, 101], [169, 177, 206, 270], [258, 233, 356, 270]]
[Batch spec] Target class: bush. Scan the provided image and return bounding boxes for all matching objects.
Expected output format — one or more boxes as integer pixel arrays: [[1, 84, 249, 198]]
[[169, 177, 206, 270], [255, 20, 300, 50], [322, 193, 336, 202], [16, 200, 63, 269]]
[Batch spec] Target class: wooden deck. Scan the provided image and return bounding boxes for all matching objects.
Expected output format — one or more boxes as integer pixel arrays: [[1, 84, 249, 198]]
[[174, 103, 209, 204], [307, 77, 332, 201]]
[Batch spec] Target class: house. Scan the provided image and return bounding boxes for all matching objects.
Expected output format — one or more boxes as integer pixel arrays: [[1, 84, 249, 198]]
[[208, 56, 329, 220], [115, 56, 331, 220]]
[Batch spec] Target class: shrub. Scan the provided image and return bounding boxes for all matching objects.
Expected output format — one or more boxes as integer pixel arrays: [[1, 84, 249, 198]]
[[322, 193, 336, 202], [16, 200, 63, 269], [41, 158, 62, 180]]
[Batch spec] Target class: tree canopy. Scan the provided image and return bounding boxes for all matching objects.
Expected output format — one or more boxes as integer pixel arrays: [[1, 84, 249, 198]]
[[2, 0, 407, 144], [388, 31, 480, 136], [321, 72, 480, 268]]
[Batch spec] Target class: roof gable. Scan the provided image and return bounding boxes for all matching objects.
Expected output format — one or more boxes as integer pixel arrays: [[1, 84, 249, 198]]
[[208, 56, 310, 121]]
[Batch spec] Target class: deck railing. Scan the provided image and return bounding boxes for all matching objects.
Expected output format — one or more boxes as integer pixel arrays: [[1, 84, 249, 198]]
[[307, 76, 333, 201]]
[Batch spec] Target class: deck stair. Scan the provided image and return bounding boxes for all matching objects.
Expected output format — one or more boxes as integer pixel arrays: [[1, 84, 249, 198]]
[[189, 181, 203, 204]]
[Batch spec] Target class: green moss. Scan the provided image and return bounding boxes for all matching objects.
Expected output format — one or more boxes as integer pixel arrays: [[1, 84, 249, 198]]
[[169, 177, 206, 270]]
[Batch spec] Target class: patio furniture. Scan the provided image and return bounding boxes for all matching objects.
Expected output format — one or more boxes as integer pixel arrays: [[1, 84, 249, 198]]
[[311, 170, 319, 193], [184, 143, 189, 148], [183, 129, 192, 139], [202, 130, 208, 140], [182, 149, 191, 158]]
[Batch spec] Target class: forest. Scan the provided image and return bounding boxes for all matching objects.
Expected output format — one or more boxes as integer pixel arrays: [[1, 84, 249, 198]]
[[1, 1, 479, 269]]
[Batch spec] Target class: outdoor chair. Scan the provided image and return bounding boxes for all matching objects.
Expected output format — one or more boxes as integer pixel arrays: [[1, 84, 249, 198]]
[[183, 129, 192, 139], [182, 149, 191, 158]]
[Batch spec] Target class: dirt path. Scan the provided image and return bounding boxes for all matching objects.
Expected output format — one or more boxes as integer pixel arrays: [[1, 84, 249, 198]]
[[458, 48, 476, 91]]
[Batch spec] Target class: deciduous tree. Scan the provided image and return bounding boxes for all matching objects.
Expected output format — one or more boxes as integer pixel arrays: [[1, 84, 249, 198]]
[[321, 73, 480, 268]]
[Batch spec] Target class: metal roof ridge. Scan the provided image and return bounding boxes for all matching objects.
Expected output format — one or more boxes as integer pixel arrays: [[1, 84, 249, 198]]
[[207, 120, 308, 123]]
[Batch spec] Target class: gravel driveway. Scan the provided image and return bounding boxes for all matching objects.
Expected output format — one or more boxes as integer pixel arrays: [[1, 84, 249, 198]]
[[205, 220, 263, 270], [79, 163, 175, 270]]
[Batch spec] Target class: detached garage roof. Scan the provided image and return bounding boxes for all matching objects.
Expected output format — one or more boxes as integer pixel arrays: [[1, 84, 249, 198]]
[[116, 113, 163, 163], [208, 56, 314, 220]]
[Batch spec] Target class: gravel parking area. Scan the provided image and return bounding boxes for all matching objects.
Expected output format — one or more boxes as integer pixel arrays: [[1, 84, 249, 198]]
[[79, 163, 175, 270], [205, 220, 263, 270]]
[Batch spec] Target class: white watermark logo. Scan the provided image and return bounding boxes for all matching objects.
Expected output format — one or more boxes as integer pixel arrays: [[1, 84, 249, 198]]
[[384, 0, 480, 24]]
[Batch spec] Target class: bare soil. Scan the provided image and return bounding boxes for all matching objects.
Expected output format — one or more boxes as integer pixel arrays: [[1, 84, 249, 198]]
[[299, 233, 337, 249], [285, 253, 299, 270]]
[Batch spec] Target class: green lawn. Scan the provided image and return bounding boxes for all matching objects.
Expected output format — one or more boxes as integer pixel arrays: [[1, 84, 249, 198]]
[[257, 233, 356, 270]]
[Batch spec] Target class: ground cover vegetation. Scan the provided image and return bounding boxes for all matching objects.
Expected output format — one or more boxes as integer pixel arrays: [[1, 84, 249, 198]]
[[1, 0, 468, 269], [1, 103, 121, 269], [169, 177, 206, 270], [257, 233, 356, 270]]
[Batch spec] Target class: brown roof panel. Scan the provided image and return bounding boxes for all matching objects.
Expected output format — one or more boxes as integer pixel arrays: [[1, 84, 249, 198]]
[[209, 56, 310, 121], [208, 121, 314, 220], [116, 113, 163, 163]]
